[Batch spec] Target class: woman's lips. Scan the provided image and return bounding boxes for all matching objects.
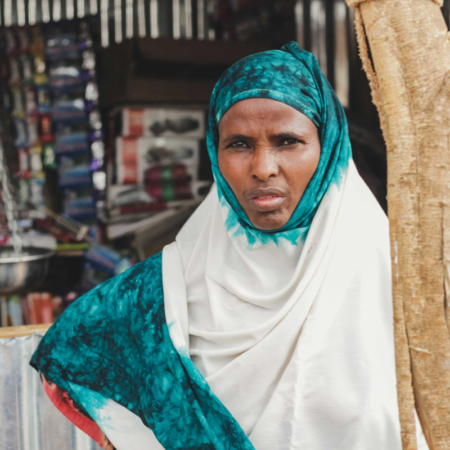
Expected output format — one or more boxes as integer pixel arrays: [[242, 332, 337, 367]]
[[249, 196, 285, 211], [246, 188, 287, 211]]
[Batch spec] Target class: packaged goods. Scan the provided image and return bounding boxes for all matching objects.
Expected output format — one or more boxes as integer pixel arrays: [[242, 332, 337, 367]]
[[7, 296, 23, 326], [46, 31, 79, 60], [85, 246, 132, 277], [109, 184, 156, 208], [63, 186, 96, 220], [145, 179, 193, 202], [121, 108, 205, 138], [55, 124, 89, 154], [58, 166, 91, 188], [52, 94, 86, 123], [116, 136, 199, 186], [30, 176, 45, 205], [63, 197, 96, 221]]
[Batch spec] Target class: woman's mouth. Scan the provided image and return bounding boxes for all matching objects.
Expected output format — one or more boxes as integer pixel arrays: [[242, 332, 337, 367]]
[[246, 188, 287, 211], [250, 196, 285, 211]]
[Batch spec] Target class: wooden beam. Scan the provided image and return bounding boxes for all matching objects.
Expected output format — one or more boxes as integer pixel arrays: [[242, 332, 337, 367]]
[[0, 324, 51, 339], [345, 0, 450, 449]]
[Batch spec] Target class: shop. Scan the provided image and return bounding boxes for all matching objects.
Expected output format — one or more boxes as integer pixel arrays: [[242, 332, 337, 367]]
[[0, 0, 448, 329]]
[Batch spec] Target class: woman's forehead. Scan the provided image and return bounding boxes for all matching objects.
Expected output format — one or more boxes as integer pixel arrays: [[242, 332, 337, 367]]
[[219, 99, 315, 132]]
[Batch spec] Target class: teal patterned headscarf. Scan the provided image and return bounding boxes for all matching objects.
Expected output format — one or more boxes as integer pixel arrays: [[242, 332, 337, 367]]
[[207, 41, 352, 243]]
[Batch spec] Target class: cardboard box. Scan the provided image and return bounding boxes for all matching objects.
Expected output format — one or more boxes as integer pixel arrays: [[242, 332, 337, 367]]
[[122, 108, 205, 138], [115, 136, 199, 185]]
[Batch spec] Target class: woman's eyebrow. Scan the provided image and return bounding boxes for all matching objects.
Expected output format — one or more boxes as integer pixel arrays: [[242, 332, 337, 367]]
[[221, 134, 254, 145], [270, 132, 305, 141]]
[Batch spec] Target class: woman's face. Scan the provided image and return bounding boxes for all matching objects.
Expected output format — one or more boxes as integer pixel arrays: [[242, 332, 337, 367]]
[[218, 98, 321, 230]]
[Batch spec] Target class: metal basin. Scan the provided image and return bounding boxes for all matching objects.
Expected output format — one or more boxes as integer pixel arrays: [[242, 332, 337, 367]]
[[0, 247, 54, 295]]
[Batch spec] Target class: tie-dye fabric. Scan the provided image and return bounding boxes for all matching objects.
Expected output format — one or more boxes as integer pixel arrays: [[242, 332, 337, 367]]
[[207, 41, 351, 244], [30, 253, 254, 449]]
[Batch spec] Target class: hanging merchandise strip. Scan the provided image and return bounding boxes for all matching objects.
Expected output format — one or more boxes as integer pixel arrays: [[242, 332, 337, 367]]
[[0, 143, 23, 254], [1, 1, 449, 53], [0, 0, 350, 75], [0, 22, 104, 233]]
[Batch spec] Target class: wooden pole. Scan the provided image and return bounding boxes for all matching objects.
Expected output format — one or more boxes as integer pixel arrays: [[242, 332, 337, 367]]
[[344, 0, 450, 449], [0, 323, 51, 339]]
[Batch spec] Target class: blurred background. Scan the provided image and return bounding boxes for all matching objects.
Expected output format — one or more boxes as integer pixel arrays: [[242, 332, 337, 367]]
[[0, 0, 449, 328]]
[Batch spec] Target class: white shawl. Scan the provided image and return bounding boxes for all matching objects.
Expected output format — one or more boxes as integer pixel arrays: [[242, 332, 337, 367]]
[[72, 161, 427, 449], [163, 160, 426, 450]]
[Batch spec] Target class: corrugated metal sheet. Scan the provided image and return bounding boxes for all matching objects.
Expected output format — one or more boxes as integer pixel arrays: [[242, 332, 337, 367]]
[[0, 0, 209, 47], [0, 333, 101, 450]]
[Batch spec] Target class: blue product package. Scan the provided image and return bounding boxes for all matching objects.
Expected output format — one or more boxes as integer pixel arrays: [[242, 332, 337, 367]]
[[52, 97, 86, 124], [63, 197, 96, 221], [58, 153, 91, 171], [63, 186, 94, 201], [50, 64, 83, 93], [55, 131, 89, 154], [7, 296, 23, 326], [58, 166, 92, 188], [46, 33, 79, 60], [84, 246, 132, 277], [14, 119, 28, 147]]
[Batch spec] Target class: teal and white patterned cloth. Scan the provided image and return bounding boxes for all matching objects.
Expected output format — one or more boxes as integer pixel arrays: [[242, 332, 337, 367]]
[[207, 41, 351, 246]]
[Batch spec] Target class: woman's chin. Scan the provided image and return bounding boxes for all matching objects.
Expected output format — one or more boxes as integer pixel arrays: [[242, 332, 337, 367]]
[[248, 211, 290, 231]]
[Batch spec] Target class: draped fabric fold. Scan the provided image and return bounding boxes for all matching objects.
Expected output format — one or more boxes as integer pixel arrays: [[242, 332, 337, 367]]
[[165, 160, 404, 449], [31, 254, 255, 449]]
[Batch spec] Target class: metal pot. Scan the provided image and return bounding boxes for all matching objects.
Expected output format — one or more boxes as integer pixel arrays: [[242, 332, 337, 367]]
[[0, 247, 54, 295]]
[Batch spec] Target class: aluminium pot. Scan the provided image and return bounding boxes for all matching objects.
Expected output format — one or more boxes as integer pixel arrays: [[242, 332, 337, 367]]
[[0, 247, 54, 295]]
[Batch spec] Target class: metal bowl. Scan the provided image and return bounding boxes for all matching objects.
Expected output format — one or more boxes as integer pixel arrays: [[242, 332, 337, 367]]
[[0, 247, 54, 295]]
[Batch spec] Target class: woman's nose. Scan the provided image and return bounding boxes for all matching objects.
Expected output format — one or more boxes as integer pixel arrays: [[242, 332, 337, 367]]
[[251, 147, 279, 182]]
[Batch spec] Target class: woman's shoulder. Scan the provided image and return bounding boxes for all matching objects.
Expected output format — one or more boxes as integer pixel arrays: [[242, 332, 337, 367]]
[[98, 250, 163, 297], [106, 250, 162, 298], [338, 166, 390, 256], [30, 251, 167, 402], [53, 251, 165, 329], [31, 251, 166, 365]]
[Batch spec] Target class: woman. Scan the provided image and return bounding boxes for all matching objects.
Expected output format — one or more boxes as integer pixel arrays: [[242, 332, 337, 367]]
[[31, 42, 426, 449]]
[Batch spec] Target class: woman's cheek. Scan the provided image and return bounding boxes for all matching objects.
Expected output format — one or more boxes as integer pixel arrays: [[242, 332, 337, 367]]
[[221, 154, 246, 185], [288, 147, 319, 178]]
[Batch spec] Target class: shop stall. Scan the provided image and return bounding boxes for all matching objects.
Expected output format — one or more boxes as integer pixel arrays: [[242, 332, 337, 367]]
[[1, 0, 445, 328], [1, 2, 450, 449]]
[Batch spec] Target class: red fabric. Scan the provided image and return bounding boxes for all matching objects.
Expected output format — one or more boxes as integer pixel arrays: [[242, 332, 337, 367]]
[[41, 375, 108, 448]]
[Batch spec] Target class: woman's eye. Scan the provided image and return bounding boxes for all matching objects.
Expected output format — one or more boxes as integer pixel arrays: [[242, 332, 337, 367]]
[[281, 139, 299, 146], [230, 141, 248, 148]]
